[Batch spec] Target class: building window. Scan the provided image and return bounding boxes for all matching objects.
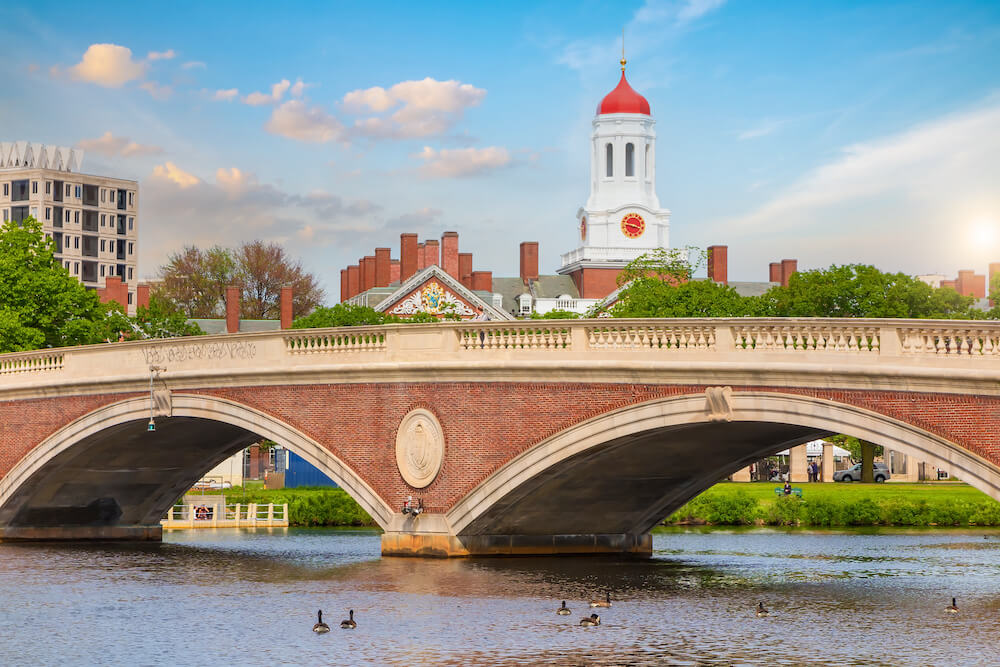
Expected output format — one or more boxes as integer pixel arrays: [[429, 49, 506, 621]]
[[74, 185, 81, 198], [3, 183, 7, 196], [65, 184, 70, 197], [45, 181, 51, 195], [64, 210, 70, 223], [128, 292, 133, 305], [74, 236, 79, 249], [128, 267, 133, 281], [128, 242, 133, 255], [605, 143, 613, 177], [32, 181, 38, 194], [74, 262, 79, 275], [101, 213, 105, 226], [45, 207, 50, 220], [100, 265, 105, 277], [625, 143, 635, 177], [65, 261, 70, 270], [128, 192, 133, 207], [101, 189, 105, 202], [2, 209, 7, 222], [128, 217, 134, 231], [109, 189, 115, 201], [100, 239, 106, 252], [74, 211, 80, 224]]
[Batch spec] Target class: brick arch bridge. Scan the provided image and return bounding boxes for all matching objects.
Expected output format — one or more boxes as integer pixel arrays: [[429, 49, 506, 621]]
[[0, 319, 998, 557]]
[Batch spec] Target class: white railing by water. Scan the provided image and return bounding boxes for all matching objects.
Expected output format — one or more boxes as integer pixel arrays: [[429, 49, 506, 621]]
[[161, 503, 288, 528]]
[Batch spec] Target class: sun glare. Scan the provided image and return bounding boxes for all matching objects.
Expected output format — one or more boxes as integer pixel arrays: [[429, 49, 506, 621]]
[[969, 217, 998, 249]]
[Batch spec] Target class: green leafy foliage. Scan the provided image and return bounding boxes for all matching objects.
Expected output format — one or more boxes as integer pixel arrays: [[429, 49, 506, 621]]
[[611, 278, 759, 318], [0, 217, 104, 352], [529, 309, 580, 319], [291, 302, 460, 329]]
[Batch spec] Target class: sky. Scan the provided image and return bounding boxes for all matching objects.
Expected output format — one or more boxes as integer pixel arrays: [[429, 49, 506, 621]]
[[2, 0, 999, 299]]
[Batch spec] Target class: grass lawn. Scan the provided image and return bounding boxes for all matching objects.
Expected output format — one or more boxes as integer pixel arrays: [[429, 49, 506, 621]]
[[716, 481, 988, 504]]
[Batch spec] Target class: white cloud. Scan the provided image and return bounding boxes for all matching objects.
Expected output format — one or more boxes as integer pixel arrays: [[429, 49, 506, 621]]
[[242, 78, 300, 106], [69, 43, 147, 87], [182, 61, 207, 70], [139, 80, 172, 100], [343, 78, 486, 139], [675, 0, 726, 23], [151, 162, 200, 188], [710, 100, 1000, 274], [77, 131, 163, 157], [264, 100, 344, 143], [147, 49, 176, 61], [415, 146, 511, 178], [213, 88, 239, 101], [738, 119, 784, 140]]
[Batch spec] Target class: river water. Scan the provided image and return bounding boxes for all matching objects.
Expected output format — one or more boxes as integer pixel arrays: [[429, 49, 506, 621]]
[[1, 527, 999, 666]]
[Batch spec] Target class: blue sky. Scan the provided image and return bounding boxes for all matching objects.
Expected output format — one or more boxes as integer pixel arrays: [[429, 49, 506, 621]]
[[2, 0, 999, 297]]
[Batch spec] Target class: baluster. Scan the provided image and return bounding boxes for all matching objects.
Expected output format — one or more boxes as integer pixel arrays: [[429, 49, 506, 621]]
[[971, 335, 983, 356], [959, 333, 970, 355], [696, 329, 707, 349], [848, 332, 859, 351]]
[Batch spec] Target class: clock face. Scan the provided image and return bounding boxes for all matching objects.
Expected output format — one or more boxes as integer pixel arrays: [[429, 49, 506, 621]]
[[580, 217, 587, 240], [620, 212, 645, 239]]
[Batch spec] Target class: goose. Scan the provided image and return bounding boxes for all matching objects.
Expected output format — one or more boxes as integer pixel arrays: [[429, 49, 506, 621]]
[[313, 610, 330, 633], [945, 598, 959, 614], [756, 602, 769, 618], [590, 592, 612, 608], [556, 601, 571, 616], [341, 609, 357, 629], [579, 613, 601, 627]]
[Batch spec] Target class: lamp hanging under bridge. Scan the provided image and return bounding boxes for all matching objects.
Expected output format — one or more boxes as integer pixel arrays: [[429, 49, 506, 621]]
[[148, 365, 165, 432]]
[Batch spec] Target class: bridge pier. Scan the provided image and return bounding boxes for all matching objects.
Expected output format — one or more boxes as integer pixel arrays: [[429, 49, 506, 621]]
[[380, 514, 651, 558], [0, 524, 162, 542]]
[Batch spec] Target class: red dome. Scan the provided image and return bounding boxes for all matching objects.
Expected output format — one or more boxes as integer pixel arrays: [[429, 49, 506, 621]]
[[597, 72, 650, 115]]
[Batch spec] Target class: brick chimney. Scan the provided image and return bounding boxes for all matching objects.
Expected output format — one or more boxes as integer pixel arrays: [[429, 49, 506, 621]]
[[459, 253, 473, 288], [340, 269, 349, 302], [520, 241, 539, 284], [780, 259, 798, 287], [956, 270, 986, 298], [769, 262, 781, 283], [136, 283, 151, 310], [441, 232, 459, 279], [401, 233, 418, 281], [226, 285, 240, 334], [280, 286, 293, 329], [707, 245, 728, 285], [375, 247, 391, 287], [97, 276, 128, 308], [417, 243, 427, 270], [471, 270, 492, 292], [940, 279, 957, 290], [425, 239, 440, 268], [390, 259, 400, 284], [363, 255, 377, 291], [347, 265, 360, 300]]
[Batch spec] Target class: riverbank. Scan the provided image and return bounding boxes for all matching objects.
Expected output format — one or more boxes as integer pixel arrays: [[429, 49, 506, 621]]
[[192, 486, 376, 527], [665, 482, 1000, 527]]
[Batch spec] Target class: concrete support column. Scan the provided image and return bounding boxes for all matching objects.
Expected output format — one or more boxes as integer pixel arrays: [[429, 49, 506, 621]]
[[788, 444, 808, 482], [822, 442, 834, 482], [861, 441, 875, 483], [731, 466, 751, 482]]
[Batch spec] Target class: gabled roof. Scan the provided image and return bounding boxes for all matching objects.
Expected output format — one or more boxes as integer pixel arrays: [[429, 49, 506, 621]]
[[374, 265, 512, 320]]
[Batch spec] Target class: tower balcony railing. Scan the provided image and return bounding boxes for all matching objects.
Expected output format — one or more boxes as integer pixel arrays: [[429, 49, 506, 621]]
[[560, 246, 649, 268]]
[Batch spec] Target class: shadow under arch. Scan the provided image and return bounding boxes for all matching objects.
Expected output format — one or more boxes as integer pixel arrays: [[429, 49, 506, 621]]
[[446, 391, 1000, 538], [0, 394, 394, 533]]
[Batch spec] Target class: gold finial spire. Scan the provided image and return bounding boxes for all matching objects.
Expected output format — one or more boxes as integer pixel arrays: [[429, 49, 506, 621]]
[[620, 28, 627, 72]]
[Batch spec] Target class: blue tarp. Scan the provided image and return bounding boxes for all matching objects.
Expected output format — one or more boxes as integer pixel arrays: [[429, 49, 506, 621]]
[[284, 450, 339, 489]]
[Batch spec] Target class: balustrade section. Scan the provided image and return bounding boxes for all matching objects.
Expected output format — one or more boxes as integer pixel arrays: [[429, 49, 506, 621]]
[[459, 325, 572, 350], [733, 325, 880, 352], [0, 352, 64, 375], [900, 326, 1000, 356], [284, 330, 386, 353], [586, 324, 715, 350]]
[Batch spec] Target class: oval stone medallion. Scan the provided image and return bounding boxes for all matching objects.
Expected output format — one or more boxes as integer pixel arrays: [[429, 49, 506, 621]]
[[395, 408, 445, 488]]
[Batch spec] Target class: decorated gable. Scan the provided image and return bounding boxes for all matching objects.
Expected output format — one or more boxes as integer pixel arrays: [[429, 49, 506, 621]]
[[389, 279, 478, 318]]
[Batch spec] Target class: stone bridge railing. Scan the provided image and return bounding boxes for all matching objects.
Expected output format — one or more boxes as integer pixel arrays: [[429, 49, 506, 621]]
[[1, 319, 999, 397]]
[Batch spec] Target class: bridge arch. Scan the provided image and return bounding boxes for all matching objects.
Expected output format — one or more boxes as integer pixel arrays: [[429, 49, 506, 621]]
[[0, 394, 394, 534], [446, 391, 1000, 538]]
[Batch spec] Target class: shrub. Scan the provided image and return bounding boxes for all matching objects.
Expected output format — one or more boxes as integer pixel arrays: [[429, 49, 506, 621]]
[[842, 498, 882, 525], [802, 498, 844, 526], [969, 503, 1000, 526], [765, 497, 803, 526]]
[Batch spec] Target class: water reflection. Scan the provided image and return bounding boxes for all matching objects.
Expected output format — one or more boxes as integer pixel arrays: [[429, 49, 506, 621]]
[[1, 527, 999, 665]]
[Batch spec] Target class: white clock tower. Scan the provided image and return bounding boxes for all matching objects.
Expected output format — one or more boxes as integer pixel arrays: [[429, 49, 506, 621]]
[[558, 58, 671, 298]]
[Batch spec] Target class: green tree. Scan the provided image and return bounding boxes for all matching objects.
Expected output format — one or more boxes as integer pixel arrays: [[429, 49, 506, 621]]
[[155, 245, 236, 318], [96, 295, 204, 341], [616, 246, 706, 286], [611, 278, 760, 318], [530, 309, 580, 319], [0, 217, 105, 352], [292, 304, 390, 328], [760, 264, 980, 318]]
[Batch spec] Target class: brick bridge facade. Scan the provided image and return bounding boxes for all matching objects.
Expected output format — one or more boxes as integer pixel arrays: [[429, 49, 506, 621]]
[[1, 319, 998, 557]]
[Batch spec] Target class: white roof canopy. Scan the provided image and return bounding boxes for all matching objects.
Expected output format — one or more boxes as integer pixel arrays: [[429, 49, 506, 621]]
[[776, 439, 851, 458]]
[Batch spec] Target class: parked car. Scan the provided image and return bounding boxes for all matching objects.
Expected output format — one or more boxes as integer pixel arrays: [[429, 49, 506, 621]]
[[833, 462, 890, 483]]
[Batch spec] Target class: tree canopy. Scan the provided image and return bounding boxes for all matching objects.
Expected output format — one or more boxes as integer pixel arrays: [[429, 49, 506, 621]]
[[291, 303, 457, 329], [0, 217, 105, 351], [605, 251, 990, 320], [157, 240, 324, 319]]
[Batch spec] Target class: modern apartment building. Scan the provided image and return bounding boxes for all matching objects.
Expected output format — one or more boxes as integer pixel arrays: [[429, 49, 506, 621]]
[[0, 141, 140, 313]]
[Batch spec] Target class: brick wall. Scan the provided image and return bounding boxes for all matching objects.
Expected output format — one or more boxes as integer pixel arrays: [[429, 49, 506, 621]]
[[3, 383, 998, 517]]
